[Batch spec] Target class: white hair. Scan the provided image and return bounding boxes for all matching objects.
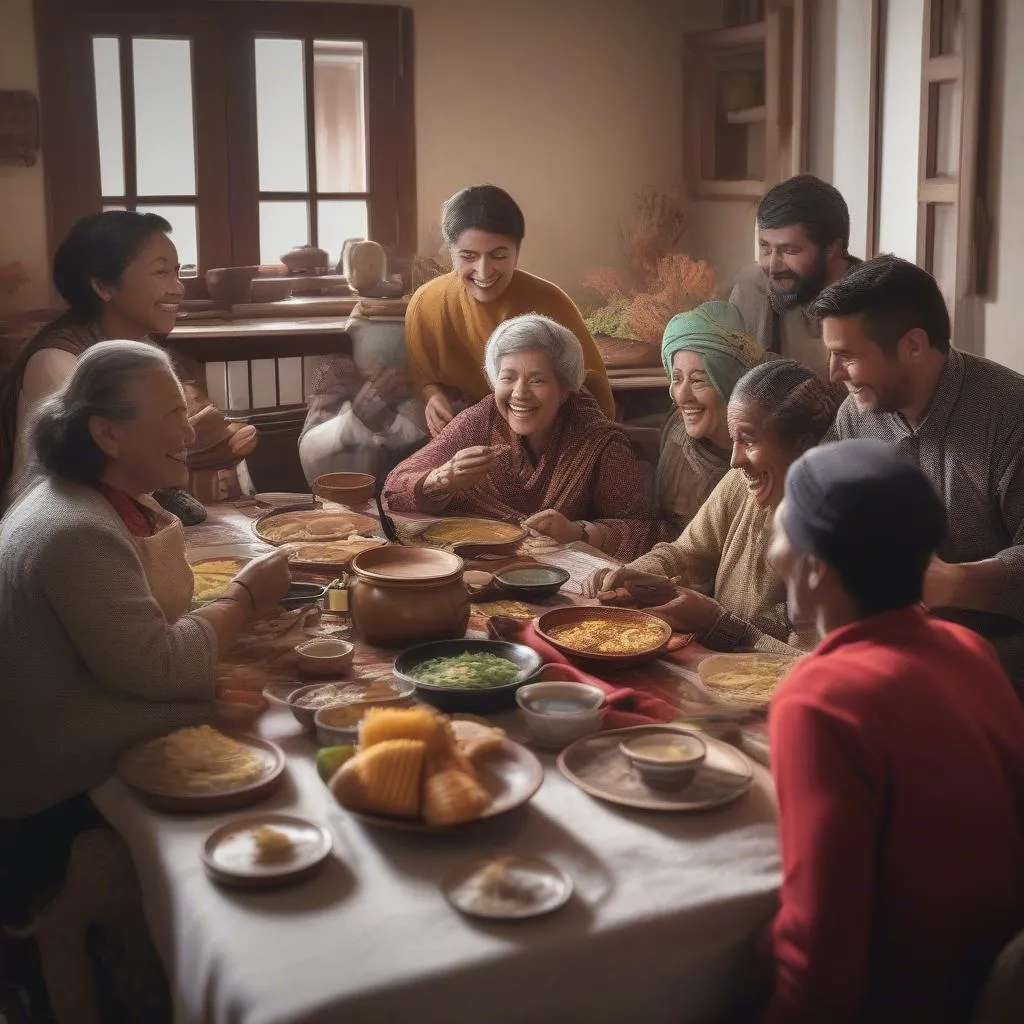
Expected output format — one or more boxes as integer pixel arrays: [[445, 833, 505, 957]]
[[483, 314, 586, 392]]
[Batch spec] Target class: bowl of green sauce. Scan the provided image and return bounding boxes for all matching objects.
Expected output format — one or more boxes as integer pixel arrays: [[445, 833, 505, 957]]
[[393, 639, 543, 712]]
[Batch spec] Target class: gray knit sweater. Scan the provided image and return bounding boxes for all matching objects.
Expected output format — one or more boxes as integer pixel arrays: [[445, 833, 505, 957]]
[[0, 478, 217, 817]]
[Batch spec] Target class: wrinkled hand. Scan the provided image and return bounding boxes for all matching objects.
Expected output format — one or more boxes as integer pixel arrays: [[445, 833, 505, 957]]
[[425, 390, 454, 436], [593, 566, 679, 606], [523, 509, 582, 546], [231, 549, 292, 617], [647, 587, 722, 636], [441, 444, 508, 493], [352, 368, 401, 433]]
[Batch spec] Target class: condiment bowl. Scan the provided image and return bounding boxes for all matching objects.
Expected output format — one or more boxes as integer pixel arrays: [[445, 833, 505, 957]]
[[312, 471, 376, 507], [515, 681, 606, 749], [314, 703, 364, 747], [287, 683, 347, 732], [618, 730, 706, 791], [393, 638, 542, 713], [279, 582, 327, 610], [494, 565, 571, 600], [295, 638, 354, 677]]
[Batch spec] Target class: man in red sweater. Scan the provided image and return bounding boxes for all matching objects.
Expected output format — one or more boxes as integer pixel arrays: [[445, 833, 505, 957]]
[[761, 438, 1024, 1022]]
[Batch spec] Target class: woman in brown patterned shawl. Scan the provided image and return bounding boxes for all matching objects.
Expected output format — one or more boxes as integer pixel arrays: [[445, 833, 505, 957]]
[[0, 211, 184, 509], [384, 314, 656, 561]]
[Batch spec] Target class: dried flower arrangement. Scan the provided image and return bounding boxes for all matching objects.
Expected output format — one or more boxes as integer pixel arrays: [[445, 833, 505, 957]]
[[582, 187, 717, 344], [410, 226, 453, 292]]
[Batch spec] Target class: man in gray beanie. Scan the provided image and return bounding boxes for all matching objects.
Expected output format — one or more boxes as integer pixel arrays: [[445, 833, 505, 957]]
[[759, 438, 1024, 1023]]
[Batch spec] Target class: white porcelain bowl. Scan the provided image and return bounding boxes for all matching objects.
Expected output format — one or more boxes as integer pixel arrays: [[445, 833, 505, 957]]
[[515, 681, 606, 749]]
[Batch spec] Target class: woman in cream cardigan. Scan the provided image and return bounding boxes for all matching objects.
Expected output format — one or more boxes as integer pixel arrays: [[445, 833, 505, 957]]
[[0, 341, 289, 1016]]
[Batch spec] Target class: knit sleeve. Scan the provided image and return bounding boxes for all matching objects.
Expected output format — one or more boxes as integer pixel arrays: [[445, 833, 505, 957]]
[[762, 683, 882, 1023], [403, 284, 445, 401], [625, 470, 740, 585], [702, 609, 817, 655], [41, 522, 216, 702], [382, 401, 490, 513], [586, 434, 657, 561]]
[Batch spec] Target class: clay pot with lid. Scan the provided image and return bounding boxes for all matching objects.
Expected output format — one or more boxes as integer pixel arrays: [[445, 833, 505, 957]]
[[348, 546, 470, 647], [281, 245, 329, 275]]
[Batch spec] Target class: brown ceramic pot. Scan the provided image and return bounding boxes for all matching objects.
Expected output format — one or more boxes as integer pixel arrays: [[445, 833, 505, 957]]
[[348, 546, 470, 648]]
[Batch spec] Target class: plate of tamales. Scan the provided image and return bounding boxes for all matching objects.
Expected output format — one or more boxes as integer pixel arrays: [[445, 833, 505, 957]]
[[323, 706, 543, 831]]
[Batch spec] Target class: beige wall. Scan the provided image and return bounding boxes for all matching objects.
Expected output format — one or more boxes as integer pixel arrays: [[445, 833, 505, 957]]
[[0, 0, 700, 312], [0, 0, 50, 311]]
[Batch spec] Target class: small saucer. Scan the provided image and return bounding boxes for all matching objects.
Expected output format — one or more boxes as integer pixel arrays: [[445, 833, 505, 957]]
[[442, 854, 572, 920]]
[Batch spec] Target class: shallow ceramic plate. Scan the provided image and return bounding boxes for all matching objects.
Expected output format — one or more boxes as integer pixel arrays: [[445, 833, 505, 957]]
[[254, 509, 379, 546], [117, 734, 286, 814], [422, 517, 526, 550], [283, 537, 386, 570], [344, 738, 544, 832], [557, 725, 754, 812], [696, 653, 798, 710], [202, 813, 332, 889], [442, 855, 572, 920]]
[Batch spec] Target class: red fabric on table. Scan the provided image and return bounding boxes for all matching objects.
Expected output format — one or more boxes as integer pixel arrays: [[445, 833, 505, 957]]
[[488, 616, 686, 729]]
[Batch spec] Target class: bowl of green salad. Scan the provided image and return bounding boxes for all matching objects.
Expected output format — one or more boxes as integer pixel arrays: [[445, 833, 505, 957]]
[[393, 639, 544, 713]]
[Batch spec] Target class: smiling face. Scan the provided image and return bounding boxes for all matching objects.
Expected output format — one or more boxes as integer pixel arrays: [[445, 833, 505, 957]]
[[90, 367, 195, 494], [758, 224, 831, 312], [93, 231, 185, 337], [493, 349, 568, 448], [823, 314, 914, 414], [669, 350, 729, 448], [727, 398, 795, 509], [450, 228, 519, 303]]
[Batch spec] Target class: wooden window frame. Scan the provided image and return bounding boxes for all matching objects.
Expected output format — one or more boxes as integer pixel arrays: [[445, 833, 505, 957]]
[[682, 0, 809, 201], [33, 0, 416, 297], [915, 0, 992, 315]]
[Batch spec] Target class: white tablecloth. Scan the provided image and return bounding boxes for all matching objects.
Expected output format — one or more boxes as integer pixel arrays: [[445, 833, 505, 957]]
[[93, 707, 780, 1024]]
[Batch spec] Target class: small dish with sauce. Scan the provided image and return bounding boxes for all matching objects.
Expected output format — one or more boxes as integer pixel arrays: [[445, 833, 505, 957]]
[[515, 681, 606, 749], [295, 637, 354, 677], [618, 730, 706, 791]]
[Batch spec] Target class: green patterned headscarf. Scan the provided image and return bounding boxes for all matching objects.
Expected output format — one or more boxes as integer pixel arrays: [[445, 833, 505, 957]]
[[661, 300, 764, 400]]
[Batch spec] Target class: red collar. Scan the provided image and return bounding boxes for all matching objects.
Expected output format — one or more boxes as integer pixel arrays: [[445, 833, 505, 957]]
[[94, 482, 154, 537]]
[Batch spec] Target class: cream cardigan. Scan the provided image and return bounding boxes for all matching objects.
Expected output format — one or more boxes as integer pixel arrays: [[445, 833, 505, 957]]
[[0, 477, 216, 817], [628, 468, 817, 654]]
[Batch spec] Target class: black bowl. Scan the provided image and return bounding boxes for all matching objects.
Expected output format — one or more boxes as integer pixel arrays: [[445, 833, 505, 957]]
[[393, 639, 543, 713], [493, 565, 571, 600], [279, 582, 327, 610]]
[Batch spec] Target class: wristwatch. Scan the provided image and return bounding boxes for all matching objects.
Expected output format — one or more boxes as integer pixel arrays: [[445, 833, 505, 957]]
[[577, 521, 593, 543]]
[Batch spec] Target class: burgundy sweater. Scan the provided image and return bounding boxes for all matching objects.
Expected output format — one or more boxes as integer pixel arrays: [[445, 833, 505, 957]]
[[764, 606, 1024, 1023]]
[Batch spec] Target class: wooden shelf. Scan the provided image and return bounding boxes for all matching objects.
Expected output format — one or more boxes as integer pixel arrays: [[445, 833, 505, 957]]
[[726, 104, 767, 124], [699, 21, 767, 50], [694, 178, 766, 199]]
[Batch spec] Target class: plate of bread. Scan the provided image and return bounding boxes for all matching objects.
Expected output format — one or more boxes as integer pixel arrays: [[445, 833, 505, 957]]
[[254, 509, 379, 545], [324, 706, 543, 830]]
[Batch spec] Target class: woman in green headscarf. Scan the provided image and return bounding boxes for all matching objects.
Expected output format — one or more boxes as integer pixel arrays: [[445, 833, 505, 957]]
[[655, 300, 764, 536]]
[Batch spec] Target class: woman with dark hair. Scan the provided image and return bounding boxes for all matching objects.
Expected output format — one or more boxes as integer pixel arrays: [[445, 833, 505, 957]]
[[404, 184, 615, 435], [0, 211, 187, 507], [0, 341, 289, 1016], [598, 359, 838, 653]]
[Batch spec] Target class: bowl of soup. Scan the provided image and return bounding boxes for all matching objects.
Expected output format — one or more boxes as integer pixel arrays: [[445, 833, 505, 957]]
[[618, 730, 706, 791], [515, 680, 606, 749]]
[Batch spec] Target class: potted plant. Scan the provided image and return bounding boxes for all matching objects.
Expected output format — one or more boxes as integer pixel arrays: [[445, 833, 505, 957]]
[[582, 188, 717, 368]]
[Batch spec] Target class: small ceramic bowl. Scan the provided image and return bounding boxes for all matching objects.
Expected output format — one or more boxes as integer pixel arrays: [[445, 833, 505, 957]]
[[295, 637, 354, 677], [618, 730, 706, 791], [494, 565, 571, 600], [515, 681, 606, 749], [287, 683, 345, 732], [314, 703, 365, 747], [313, 471, 376, 507], [279, 582, 327, 610]]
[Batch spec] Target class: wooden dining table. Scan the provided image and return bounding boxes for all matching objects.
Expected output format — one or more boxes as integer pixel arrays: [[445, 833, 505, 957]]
[[90, 502, 781, 1024]]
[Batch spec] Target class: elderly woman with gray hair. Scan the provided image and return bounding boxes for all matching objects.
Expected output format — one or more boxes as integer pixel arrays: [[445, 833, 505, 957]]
[[384, 313, 656, 560]]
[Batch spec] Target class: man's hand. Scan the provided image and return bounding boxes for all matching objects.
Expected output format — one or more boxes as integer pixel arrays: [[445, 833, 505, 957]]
[[647, 588, 722, 635]]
